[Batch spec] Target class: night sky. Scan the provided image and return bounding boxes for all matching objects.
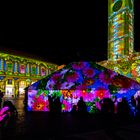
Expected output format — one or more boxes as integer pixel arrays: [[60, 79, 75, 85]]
[[0, 0, 140, 65]]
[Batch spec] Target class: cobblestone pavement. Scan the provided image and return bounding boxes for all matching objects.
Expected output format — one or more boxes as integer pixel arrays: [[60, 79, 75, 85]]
[[1, 96, 140, 140]]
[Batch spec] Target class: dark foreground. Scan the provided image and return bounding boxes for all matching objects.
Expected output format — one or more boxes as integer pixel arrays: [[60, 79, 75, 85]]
[[1, 96, 140, 140]]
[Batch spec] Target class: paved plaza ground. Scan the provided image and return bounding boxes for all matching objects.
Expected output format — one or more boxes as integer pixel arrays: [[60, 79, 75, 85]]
[[1, 96, 140, 140]]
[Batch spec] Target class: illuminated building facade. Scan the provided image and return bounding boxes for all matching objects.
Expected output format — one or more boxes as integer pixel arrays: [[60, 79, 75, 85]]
[[0, 52, 58, 97], [98, 0, 140, 83]]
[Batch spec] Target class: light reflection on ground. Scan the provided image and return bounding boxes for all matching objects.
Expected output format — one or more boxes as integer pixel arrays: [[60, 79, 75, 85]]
[[1, 95, 140, 140]]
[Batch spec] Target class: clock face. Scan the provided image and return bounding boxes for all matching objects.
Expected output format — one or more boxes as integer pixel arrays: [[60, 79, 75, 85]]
[[113, 0, 123, 12]]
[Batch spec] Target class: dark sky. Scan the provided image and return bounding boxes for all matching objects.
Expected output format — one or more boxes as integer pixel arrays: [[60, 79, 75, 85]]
[[0, 0, 140, 65]]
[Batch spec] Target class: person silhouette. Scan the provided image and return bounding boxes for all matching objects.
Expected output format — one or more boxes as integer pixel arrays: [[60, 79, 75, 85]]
[[48, 95, 54, 113], [71, 105, 77, 114], [77, 96, 87, 115], [0, 90, 4, 109], [117, 97, 130, 122], [53, 96, 62, 114], [3, 100, 18, 117]]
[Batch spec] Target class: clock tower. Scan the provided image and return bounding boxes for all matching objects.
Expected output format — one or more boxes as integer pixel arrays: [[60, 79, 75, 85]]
[[108, 0, 134, 60], [99, 0, 140, 83]]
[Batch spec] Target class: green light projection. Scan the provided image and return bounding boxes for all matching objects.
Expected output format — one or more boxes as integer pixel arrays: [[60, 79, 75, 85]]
[[108, 0, 134, 60]]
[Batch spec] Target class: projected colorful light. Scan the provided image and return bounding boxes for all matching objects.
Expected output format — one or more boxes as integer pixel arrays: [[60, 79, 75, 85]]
[[108, 0, 134, 60], [27, 61, 140, 113], [0, 52, 58, 97], [99, 0, 140, 84]]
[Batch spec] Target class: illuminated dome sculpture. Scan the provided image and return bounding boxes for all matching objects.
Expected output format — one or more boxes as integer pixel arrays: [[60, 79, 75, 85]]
[[27, 61, 140, 113]]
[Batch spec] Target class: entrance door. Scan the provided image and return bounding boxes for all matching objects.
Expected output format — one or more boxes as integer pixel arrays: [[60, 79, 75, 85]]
[[5, 79, 14, 97], [5, 86, 14, 97], [19, 81, 26, 95]]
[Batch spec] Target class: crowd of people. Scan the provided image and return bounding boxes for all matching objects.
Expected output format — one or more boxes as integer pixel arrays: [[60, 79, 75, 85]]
[[98, 95, 140, 122], [2, 89, 140, 128], [48, 95, 88, 115], [47, 94, 140, 121]]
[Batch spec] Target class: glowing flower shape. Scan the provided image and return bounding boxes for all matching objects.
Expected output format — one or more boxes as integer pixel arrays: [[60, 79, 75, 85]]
[[95, 102, 101, 110], [73, 90, 88, 100], [131, 62, 140, 78], [83, 67, 94, 78], [72, 90, 81, 99], [81, 90, 88, 99], [32, 97, 47, 111], [87, 92, 95, 102], [83, 78, 94, 86], [28, 97, 35, 109], [60, 82, 75, 89], [60, 69, 69, 74], [28, 90, 38, 100], [66, 72, 80, 82], [99, 70, 116, 84], [118, 62, 131, 75], [132, 68, 137, 77], [62, 100, 72, 112], [134, 90, 140, 99], [132, 82, 140, 89], [94, 87, 110, 100], [117, 89, 127, 94], [61, 90, 68, 98], [55, 82, 62, 90], [76, 84, 87, 90], [66, 91, 73, 98], [46, 80, 55, 90], [51, 73, 62, 82], [72, 61, 87, 70]]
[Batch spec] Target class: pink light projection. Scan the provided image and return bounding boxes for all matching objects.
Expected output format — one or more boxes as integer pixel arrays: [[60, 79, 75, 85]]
[[27, 61, 140, 113]]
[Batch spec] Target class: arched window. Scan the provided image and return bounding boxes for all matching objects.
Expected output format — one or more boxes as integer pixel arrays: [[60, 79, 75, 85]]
[[6, 61, 13, 73], [31, 64, 37, 75], [41, 66, 46, 76]]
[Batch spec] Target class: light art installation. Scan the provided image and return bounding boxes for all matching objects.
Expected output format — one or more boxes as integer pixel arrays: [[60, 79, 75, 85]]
[[0, 52, 58, 97], [108, 0, 134, 60], [99, 0, 140, 84], [27, 61, 140, 113]]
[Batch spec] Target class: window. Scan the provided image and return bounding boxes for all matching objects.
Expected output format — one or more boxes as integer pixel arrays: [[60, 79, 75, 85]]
[[41, 67, 45, 76], [20, 64, 25, 73], [32, 66, 36, 75], [7, 63, 13, 72], [8, 79, 12, 85]]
